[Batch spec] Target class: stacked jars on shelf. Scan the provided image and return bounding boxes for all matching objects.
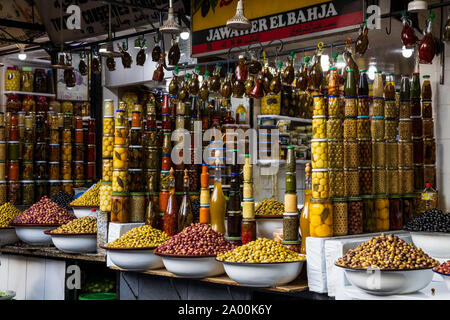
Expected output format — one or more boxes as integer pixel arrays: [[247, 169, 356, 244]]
[[7, 113, 20, 204], [159, 94, 173, 222], [0, 114, 6, 205], [283, 146, 300, 248], [174, 95, 187, 201], [421, 75, 436, 190], [61, 113, 73, 195], [47, 113, 61, 197], [86, 118, 96, 182], [310, 94, 333, 237], [111, 102, 130, 223], [226, 149, 242, 244], [100, 99, 114, 215], [242, 154, 256, 244], [186, 97, 200, 200]]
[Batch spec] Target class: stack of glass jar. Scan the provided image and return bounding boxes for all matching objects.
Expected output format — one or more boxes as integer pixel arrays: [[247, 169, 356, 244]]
[[421, 75, 436, 189], [241, 154, 256, 245], [86, 118, 96, 182], [411, 73, 423, 192], [129, 102, 145, 223], [310, 94, 333, 237], [73, 115, 86, 189], [226, 149, 242, 244], [0, 113, 6, 205], [283, 146, 300, 248], [47, 112, 61, 197], [100, 99, 114, 214], [186, 96, 200, 199], [6, 113, 20, 204], [111, 101, 130, 222], [159, 94, 173, 222], [34, 113, 47, 202]]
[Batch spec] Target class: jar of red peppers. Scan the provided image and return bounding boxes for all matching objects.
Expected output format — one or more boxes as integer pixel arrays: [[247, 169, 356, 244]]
[[87, 144, 96, 162], [242, 219, 256, 245], [389, 195, 403, 230]]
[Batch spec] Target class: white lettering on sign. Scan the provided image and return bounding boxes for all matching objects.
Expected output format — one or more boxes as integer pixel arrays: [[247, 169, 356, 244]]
[[66, 4, 81, 30], [366, 5, 381, 30]]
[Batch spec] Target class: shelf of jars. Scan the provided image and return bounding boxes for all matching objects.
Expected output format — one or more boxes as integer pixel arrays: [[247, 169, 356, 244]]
[[256, 114, 312, 124], [4, 91, 56, 98]]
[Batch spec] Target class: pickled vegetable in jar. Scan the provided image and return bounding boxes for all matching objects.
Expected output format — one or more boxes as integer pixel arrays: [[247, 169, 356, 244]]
[[362, 195, 376, 233], [61, 161, 72, 180], [411, 99, 421, 117], [399, 141, 414, 166], [102, 135, 114, 158], [399, 167, 414, 194], [283, 213, 299, 241], [7, 142, 19, 161], [372, 140, 385, 167], [359, 167, 373, 195], [8, 181, 21, 204], [422, 118, 434, 139], [357, 97, 369, 116], [49, 162, 60, 180], [348, 197, 363, 235], [343, 117, 357, 139], [5, 66, 20, 91], [113, 145, 128, 169], [309, 199, 333, 237], [113, 169, 129, 192], [328, 96, 340, 117], [423, 139, 436, 165], [389, 195, 403, 230], [21, 162, 33, 180], [422, 101, 432, 118], [332, 199, 348, 236], [129, 146, 143, 168], [386, 168, 399, 195], [402, 193, 417, 225], [327, 117, 342, 139], [114, 127, 127, 145], [313, 95, 325, 116], [414, 165, 424, 191], [372, 71, 384, 98], [398, 119, 412, 140], [311, 139, 328, 169], [129, 168, 144, 192], [21, 181, 35, 205], [399, 100, 411, 118], [329, 169, 344, 198], [358, 139, 372, 167], [23, 96, 36, 113], [356, 116, 370, 139], [384, 99, 397, 118], [423, 165, 436, 189], [372, 98, 384, 117], [344, 169, 359, 197], [328, 140, 344, 169], [73, 161, 84, 180], [373, 167, 386, 194], [111, 193, 130, 223], [344, 140, 359, 169], [422, 75, 432, 100], [371, 117, 385, 140], [311, 169, 328, 199], [412, 138, 424, 164], [374, 195, 389, 231], [384, 119, 398, 140], [344, 98, 357, 117], [312, 116, 326, 139]]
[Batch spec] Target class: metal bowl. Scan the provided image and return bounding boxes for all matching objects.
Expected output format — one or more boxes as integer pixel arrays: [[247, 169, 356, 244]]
[[409, 231, 450, 259], [102, 246, 163, 271], [336, 264, 435, 295], [0, 290, 16, 300], [46, 232, 97, 254], [156, 253, 224, 278], [12, 224, 59, 246], [433, 270, 450, 291], [220, 259, 305, 287]]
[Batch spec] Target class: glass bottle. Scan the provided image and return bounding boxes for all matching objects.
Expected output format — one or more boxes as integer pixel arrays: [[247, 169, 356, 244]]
[[178, 73, 190, 102], [250, 71, 264, 98], [220, 69, 233, 99], [235, 54, 248, 82], [245, 74, 255, 96], [163, 168, 179, 236], [309, 50, 323, 91], [152, 57, 165, 82], [358, 69, 369, 96], [209, 62, 222, 93], [269, 62, 283, 94], [298, 57, 309, 91], [262, 53, 273, 94], [419, 13, 436, 64], [169, 66, 179, 96], [178, 169, 194, 232], [328, 67, 339, 95], [145, 176, 160, 228], [372, 70, 384, 98], [410, 72, 420, 99], [282, 51, 295, 85], [210, 153, 226, 234], [344, 68, 356, 97], [400, 74, 410, 100], [300, 164, 311, 255], [189, 65, 200, 96], [420, 182, 439, 212], [355, 19, 369, 55], [199, 70, 210, 101], [384, 73, 395, 100], [199, 164, 211, 224], [422, 75, 432, 100]]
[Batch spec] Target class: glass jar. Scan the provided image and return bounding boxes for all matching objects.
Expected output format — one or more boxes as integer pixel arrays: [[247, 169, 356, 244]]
[[130, 128, 142, 145], [22, 96, 36, 113], [398, 100, 411, 118], [422, 118, 434, 139], [145, 130, 158, 148], [5, 66, 20, 91], [344, 140, 358, 169], [61, 180, 73, 196], [0, 181, 6, 205], [371, 98, 384, 117], [114, 127, 127, 145], [344, 98, 357, 117], [358, 97, 370, 116], [357, 116, 370, 139], [413, 165, 424, 191], [375, 195, 389, 231], [372, 140, 385, 167], [423, 165, 436, 187], [20, 67, 33, 92], [399, 167, 414, 194], [36, 96, 48, 112], [373, 167, 386, 194], [61, 101, 73, 114], [145, 148, 159, 170], [48, 180, 61, 197], [103, 116, 114, 135], [8, 141, 19, 161], [87, 144, 96, 163], [49, 99, 61, 113], [313, 95, 325, 116], [111, 192, 130, 223], [283, 212, 299, 241], [129, 146, 143, 168], [73, 161, 84, 180], [343, 117, 357, 139], [74, 129, 84, 144], [359, 167, 373, 195], [344, 169, 359, 197], [371, 117, 385, 139], [49, 162, 60, 180], [34, 161, 47, 180], [8, 181, 21, 204], [62, 129, 72, 143], [47, 144, 60, 162], [73, 143, 84, 162], [113, 145, 128, 169], [358, 139, 372, 168], [361, 195, 376, 233], [61, 144, 72, 162], [326, 117, 342, 139], [241, 219, 257, 244], [61, 161, 71, 180], [8, 161, 19, 181], [412, 138, 424, 164], [399, 119, 412, 140], [423, 139, 436, 165], [21, 162, 33, 180], [99, 182, 112, 212], [0, 142, 6, 161], [113, 169, 129, 193], [309, 199, 333, 237], [328, 140, 343, 169], [312, 116, 326, 139], [49, 129, 59, 144], [21, 181, 35, 205], [87, 131, 95, 145], [411, 116, 422, 138], [311, 139, 327, 169], [329, 169, 344, 198], [6, 95, 21, 112], [402, 194, 417, 224], [35, 180, 48, 201], [384, 100, 397, 118], [145, 169, 158, 192], [384, 119, 397, 140], [34, 69, 47, 92], [347, 197, 363, 235], [386, 168, 399, 195], [102, 135, 114, 158], [422, 101, 432, 118], [385, 141, 398, 167], [332, 199, 348, 236], [102, 158, 112, 182], [328, 96, 340, 117], [311, 169, 328, 199], [389, 195, 403, 230], [129, 168, 144, 192], [398, 141, 414, 167]]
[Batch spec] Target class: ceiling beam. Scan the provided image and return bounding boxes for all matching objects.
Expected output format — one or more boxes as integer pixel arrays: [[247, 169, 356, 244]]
[[0, 19, 46, 32]]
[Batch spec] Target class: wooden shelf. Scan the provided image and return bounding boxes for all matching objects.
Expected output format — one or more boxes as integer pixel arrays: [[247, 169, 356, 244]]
[[110, 266, 308, 293], [257, 115, 312, 124], [4, 91, 56, 98]]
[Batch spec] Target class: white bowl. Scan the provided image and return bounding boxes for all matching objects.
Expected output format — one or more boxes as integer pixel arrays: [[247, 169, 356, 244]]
[[103, 247, 163, 271], [0, 290, 15, 300], [410, 231, 450, 259], [434, 270, 450, 291], [220, 259, 305, 287], [13, 225, 58, 246], [71, 206, 98, 218], [47, 232, 97, 254], [337, 265, 434, 295], [256, 216, 283, 240], [157, 253, 224, 278]]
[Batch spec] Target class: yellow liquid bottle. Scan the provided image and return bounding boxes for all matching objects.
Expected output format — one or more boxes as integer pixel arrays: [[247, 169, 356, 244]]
[[210, 155, 226, 234], [299, 164, 311, 254]]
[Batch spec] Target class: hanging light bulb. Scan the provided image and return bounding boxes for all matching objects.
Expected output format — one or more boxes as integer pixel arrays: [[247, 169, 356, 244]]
[[402, 45, 414, 58], [226, 0, 251, 30], [368, 64, 377, 80], [321, 54, 330, 72], [18, 49, 26, 61], [160, 0, 182, 34], [180, 28, 190, 40]]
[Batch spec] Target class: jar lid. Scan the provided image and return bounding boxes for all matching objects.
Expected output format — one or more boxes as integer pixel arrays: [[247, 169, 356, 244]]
[[129, 168, 143, 172], [113, 145, 128, 148], [398, 166, 413, 170], [0, 180, 6, 184], [22, 161, 33, 165], [344, 96, 356, 99], [112, 192, 129, 196], [116, 110, 125, 113], [372, 116, 384, 120], [373, 194, 388, 198], [242, 198, 254, 202], [48, 180, 61, 183], [372, 97, 384, 100], [131, 127, 142, 130], [410, 116, 422, 119], [225, 236, 242, 241], [73, 179, 86, 182], [331, 197, 347, 202], [73, 160, 84, 163], [312, 94, 324, 98], [312, 168, 328, 172], [35, 161, 47, 164], [357, 116, 369, 119], [20, 180, 34, 183], [129, 145, 143, 149], [61, 180, 73, 183], [310, 198, 329, 203], [310, 138, 327, 142], [399, 118, 412, 121], [282, 240, 301, 245], [423, 164, 436, 168], [0, 141, 5, 144], [113, 168, 128, 172], [130, 192, 145, 196], [36, 180, 49, 183], [7, 141, 19, 144], [423, 75, 430, 79], [7, 66, 18, 70], [283, 212, 298, 216], [312, 115, 326, 119], [200, 204, 210, 207], [242, 218, 256, 222], [48, 162, 60, 165], [348, 197, 362, 201]]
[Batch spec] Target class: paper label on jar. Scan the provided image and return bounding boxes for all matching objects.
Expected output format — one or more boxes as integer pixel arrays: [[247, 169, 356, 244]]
[[421, 192, 435, 201]]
